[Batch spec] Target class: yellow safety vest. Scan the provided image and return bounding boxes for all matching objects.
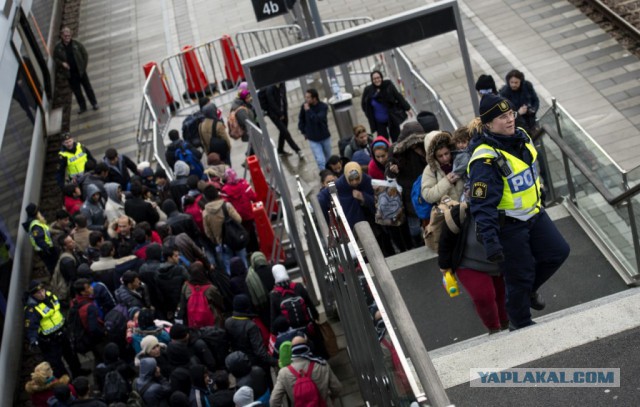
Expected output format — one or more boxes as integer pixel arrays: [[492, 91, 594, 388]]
[[59, 142, 88, 177], [33, 292, 64, 335], [28, 219, 53, 251], [468, 136, 541, 221]]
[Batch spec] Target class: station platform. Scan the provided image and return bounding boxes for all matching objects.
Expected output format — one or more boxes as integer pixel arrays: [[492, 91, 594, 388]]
[[57, 0, 640, 405]]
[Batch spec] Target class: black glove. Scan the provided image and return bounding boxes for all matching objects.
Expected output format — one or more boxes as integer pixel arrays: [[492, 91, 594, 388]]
[[483, 235, 504, 263]]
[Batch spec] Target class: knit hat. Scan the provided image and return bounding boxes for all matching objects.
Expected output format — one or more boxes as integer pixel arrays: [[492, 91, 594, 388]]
[[239, 89, 250, 100], [479, 94, 513, 124], [140, 335, 160, 354], [475, 74, 497, 95], [272, 264, 289, 284], [233, 294, 252, 314], [170, 324, 189, 341], [28, 280, 44, 294], [416, 111, 439, 133], [344, 161, 363, 181], [25, 203, 38, 218], [224, 167, 238, 184], [399, 121, 426, 141]]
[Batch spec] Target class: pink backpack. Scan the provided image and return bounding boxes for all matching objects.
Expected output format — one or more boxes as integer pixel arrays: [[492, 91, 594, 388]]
[[287, 362, 326, 407], [187, 283, 215, 328]]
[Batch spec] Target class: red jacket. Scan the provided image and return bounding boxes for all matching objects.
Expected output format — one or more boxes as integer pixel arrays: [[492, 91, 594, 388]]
[[64, 196, 83, 216], [368, 135, 392, 180], [221, 179, 257, 221]]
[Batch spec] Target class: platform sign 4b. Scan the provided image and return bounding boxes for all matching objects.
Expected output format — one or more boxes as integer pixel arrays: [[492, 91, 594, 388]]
[[252, 0, 288, 22]]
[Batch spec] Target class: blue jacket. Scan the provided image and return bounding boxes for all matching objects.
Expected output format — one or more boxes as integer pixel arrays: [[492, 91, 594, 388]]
[[298, 102, 331, 142], [317, 173, 375, 228], [467, 128, 535, 259]]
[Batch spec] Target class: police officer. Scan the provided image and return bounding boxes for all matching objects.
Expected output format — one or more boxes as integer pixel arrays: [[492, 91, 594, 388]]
[[467, 94, 570, 330], [21, 203, 58, 274], [24, 281, 86, 378], [56, 133, 95, 189]]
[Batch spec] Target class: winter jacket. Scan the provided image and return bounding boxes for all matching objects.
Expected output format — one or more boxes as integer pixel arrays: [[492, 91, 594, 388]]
[[162, 200, 201, 243], [499, 78, 540, 115], [155, 262, 189, 315], [71, 294, 104, 338], [367, 136, 392, 180], [225, 313, 277, 368], [221, 179, 257, 221], [80, 184, 106, 231], [103, 154, 138, 189], [114, 284, 150, 310], [124, 196, 159, 227], [298, 101, 331, 142], [165, 140, 200, 170], [389, 130, 427, 216], [361, 79, 411, 132], [163, 233, 207, 266], [134, 358, 171, 407], [264, 83, 288, 119], [420, 131, 464, 204], [343, 134, 373, 160], [203, 200, 242, 245], [104, 183, 125, 223], [317, 173, 375, 229], [200, 104, 231, 163], [270, 358, 342, 406], [26, 375, 71, 407], [80, 173, 107, 203], [250, 252, 275, 294], [64, 195, 83, 216], [53, 39, 88, 78]]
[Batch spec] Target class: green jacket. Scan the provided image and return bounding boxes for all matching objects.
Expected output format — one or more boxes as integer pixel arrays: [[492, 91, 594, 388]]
[[53, 39, 88, 78]]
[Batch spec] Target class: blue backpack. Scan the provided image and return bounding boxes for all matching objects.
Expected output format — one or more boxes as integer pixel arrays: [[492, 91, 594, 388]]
[[411, 174, 433, 220], [175, 143, 204, 179], [181, 111, 204, 147]]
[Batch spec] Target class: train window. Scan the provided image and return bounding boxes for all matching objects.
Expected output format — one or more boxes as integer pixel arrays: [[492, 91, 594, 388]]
[[13, 9, 51, 99]]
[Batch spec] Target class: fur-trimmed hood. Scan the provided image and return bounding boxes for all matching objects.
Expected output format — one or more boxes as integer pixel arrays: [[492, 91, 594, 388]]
[[425, 131, 455, 170], [392, 132, 423, 155], [25, 374, 69, 394]]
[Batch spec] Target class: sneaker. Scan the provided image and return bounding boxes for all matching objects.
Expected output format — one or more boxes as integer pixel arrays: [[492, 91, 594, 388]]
[[278, 150, 292, 157], [530, 292, 546, 310], [77, 108, 87, 115], [92, 104, 99, 111], [296, 150, 305, 159]]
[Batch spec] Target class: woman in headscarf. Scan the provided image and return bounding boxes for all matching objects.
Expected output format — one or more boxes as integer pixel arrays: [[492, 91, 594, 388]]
[[361, 70, 412, 142], [221, 167, 259, 252], [420, 131, 465, 204]]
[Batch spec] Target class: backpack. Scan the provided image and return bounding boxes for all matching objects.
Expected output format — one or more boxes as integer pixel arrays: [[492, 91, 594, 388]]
[[186, 283, 215, 328], [424, 196, 466, 251], [51, 252, 74, 302], [246, 267, 268, 309], [127, 380, 153, 407], [274, 283, 311, 329], [183, 194, 204, 231], [411, 174, 434, 220], [221, 203, 248, 251], [181, 111, 205, 147], [66, 299, 93, 354], [104, 303, 129, 344], [227, 106, 248, 140], [288, 362, 326, 407], [102, 368, 129, 403], [175, 143, 204, 179], [372, 179, 405, 226], [198, 326, 230, 367]]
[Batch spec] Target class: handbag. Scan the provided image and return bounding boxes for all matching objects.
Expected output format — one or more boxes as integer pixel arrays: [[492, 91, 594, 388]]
[[318, 321, 339, 358]]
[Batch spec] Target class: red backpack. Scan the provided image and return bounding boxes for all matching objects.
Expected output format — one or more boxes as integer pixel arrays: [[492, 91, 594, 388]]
[[187, 283, 215, 328], [288, 362, 326, 407], [184, 194, 204, 233], [274, 283, 312, 329]]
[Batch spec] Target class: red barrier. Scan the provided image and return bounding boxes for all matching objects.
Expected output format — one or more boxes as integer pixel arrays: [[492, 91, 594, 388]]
[[246, 155, 278, 213], [253, 201, 285, 263], [220, 35, 245, 86], [181, 45, 215, 100], [143, 62, 179, 112]]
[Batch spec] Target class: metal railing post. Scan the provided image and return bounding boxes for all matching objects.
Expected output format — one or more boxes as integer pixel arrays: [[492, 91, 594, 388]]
[[622, 173, 640, 277], [552, 98, 577, 205]]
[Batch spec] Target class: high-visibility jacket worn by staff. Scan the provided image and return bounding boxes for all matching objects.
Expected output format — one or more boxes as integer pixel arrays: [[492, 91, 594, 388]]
[[24, 291, 65, 342], [28, 219, 53, 251], [59, 142, 89, 178], [467, 133, 541, 221]]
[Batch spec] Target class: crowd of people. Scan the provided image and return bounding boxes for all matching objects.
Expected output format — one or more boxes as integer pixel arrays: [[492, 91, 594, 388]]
[[22, 86, 343, 406]]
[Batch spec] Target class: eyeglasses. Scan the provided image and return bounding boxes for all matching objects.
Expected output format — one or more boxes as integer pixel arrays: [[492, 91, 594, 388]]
[[496, 111, 517, 121]]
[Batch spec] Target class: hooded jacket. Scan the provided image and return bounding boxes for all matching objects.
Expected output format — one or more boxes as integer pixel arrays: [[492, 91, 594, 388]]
[[225, 314, 277, 368], [391, 127, 427, 217], [226, 351, 269, 400], [162, 199, 201, 243], [134, 358, 171, 406], [367, 136, 392, 180], [221, 178, 257, 221], [200, 103, 231, 162], [233, 386, 262, 407], [103, 154, 137, 189], [104, 182, 125, 223], [80, 184, 106, 231], [155, 262, 189, 314], [250, 252, 275, 293], [420, 131, 464, 204], [203, 200, 242, 245], [26, 374, 71, 407]]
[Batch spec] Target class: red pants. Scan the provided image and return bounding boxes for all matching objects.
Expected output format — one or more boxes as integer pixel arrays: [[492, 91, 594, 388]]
[[456, 268, 508, 331]]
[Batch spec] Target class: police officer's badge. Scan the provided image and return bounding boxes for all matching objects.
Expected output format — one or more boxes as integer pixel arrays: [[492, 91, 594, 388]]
[[472, 182, 488, 199], [32, 230, 39, 237], [499, 100, 509, 112]]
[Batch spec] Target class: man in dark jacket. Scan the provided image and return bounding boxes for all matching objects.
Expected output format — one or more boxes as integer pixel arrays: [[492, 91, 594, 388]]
[[125, 182, 159, 227], [155, 246, 189, 318], [103, 148, 138, 189], [134, 358, 172, 406], [225, 350, 270, 402], [162, 199, 201, 244], [71, 376, 107, 406], [264, 82, 302, 157], [115, 271, 151, 309], [167, 324, 217, 373], [169, 161, 191, 210], [165, 129, 201, 170], [298, 88, 331, 170], [138, 243, 163, 306], [53, 27, 98, 114], [80, 162, 109, 202], [71, 278, 108, 361]]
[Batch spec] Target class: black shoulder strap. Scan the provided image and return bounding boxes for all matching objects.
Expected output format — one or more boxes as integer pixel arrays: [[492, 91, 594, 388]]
[[136, 379, 154, 397]]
